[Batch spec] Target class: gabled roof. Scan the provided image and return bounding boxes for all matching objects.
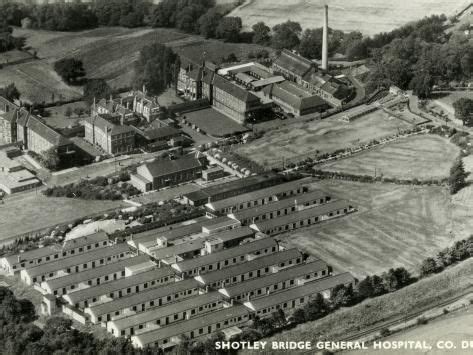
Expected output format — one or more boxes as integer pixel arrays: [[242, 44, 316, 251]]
[[142, 155, 202, 179], [0, 107, 19, 123], [212, 75, 260, 104], [264, 81, 326, 111], [62, 231, 108, 251], [85, 114, 134, 135], [244, 273, 355, 311], [273, 49, 315, 77], [26, 115, 71, 147]]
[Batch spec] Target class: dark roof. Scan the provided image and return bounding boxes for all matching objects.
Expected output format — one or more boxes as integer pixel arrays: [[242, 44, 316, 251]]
[[184, 174, 284, 203], [142, 155, 202, 179], [213, 75, 260, 104], [0, 108, 19, 123], [265, 81, 326, 111], [62, 231, 108, 251], [85, 114, 134, 135], [26, 115, 71, 147], [273, 49, 315, 77], [133, 223, 202, 247]]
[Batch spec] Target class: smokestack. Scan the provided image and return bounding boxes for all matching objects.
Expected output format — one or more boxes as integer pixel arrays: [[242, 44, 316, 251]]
[[321, 5, 329, 71]]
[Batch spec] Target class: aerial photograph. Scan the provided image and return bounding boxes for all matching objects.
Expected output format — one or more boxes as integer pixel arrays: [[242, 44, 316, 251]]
[[0, 0, 472, 354]]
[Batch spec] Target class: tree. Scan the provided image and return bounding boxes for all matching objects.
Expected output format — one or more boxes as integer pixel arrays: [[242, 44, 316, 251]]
[[290, 308, 306, 324], [198, 8, 222, 38], [453, 98, 473, 126], [0, 83, 20, 102], [330, 284, 355, 308], [303, 293, 328, 320], [54, 58, 86, 85], [355, 276, 374, 299], [65, 107, 73, 118], [420, 257, 440, 276], [449, 158, 468, 194], [83, 79, 112, 105], [299, 28, 323, 59], [134, 43, 179, 96], [216, 17, 242, 42], [410, 72, 434, 99], [252, 21, 271, 45], [73, 107, 85, 117], [271, 21, 302, 50], [41, 148, 60, 170]]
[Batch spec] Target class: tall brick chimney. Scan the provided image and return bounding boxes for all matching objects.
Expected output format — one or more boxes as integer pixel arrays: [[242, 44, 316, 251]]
[[321, 5, 329, 71]]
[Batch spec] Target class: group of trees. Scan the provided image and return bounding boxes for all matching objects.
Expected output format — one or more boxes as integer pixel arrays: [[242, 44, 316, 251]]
[[0, 287, 151, 355], [449, 158, 468, 194], [134, 43, 180, 96], [0, 21, 24, 54], [365, 15, 473, 97], [94, 0, 151, 28], [453, 98, 473, 127], [54, 58, 86, 85], [0, 83, 20, 102], [420, 235, 473, 277]]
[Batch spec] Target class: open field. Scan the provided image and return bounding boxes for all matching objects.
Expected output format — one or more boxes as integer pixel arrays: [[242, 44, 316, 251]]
[[429, 91, 473, 122], [279, 180, 473, 278], [0, 49, 33, 65], [0, 194, 126, 241], [249, 258, 473, 352], [184, 108, 250, 137], [237, 111, 410, 168], [228, 0, 471, 35], [44, 101, 88, 129], [319, 134, 459, 181], [0, 60, 82, 103], [351, 308, 473, 354]]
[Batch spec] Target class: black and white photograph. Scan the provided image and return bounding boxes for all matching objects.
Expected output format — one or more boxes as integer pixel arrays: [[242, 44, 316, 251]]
[[0, 0, 472, 354]]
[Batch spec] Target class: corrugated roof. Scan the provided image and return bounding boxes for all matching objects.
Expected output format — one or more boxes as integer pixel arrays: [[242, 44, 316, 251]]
[[245, 273, 355, 310], [196, 249, 302, 285], [62, 231, 108, 251], [254, 200, 353, 231], [222, 260, 328, 297], [172, 237, 278, 273], [87, 279, 201, 317], [64, 267, 175, 304], [110, 292, 224, 331]]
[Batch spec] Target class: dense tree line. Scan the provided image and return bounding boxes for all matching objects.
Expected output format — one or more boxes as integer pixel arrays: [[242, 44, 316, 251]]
[[0, 21, 24, 53], [449, 158, 468, 194], [0, 287, 153, 355], [94, 0, 151, 28], [134, 43, 180, 96], [453, 98, 473, 126]]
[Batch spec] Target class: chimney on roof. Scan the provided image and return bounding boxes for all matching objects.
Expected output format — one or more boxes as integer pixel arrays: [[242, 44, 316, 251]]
[[321, 5, 329, 71], [143, 84, 147, 95]]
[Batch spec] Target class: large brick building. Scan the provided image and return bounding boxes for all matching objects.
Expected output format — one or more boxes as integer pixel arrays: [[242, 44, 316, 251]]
[[0, 98, 18, 144], [84, 114, 135, 155], [130, 154, 204, 192]]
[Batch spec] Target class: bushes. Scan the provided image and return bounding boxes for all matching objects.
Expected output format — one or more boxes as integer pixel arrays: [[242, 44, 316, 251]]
[[43, 176, 140, 201]]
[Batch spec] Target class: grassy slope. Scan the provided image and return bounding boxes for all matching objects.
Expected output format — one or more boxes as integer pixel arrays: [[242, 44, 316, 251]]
[[245, 258, 473, 353], [319, 134, 460, 181]]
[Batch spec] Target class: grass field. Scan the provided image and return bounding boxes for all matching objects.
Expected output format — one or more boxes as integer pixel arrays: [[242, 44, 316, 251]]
[[352, 309, 473, 354], [0, 60, 83, 103], [229, 0, 471, 35], [250, 258, 473, 352], [319, 134, 459, 181], [278, 179, 473, 278], [0, 194, 126, 241], [0, 49, 33, 65], [44, 101, 88, 129], [237, 111, 410, 168], [429, 91, 473, 123]]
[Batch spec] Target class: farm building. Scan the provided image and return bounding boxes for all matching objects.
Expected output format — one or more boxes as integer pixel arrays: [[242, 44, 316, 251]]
[[229, 190, 332, 225], [131, 305, 250, 349], [243, 272, 355, 317], [250, 200, 355, 235], [107, 291, 226, 337], [130, 154, 204, 192], [219, 259, 330, 301], [84, 278, 203, 324], [194, 248, 303, 289], [205, 179, 308, 215], [0, 231, 110, 275]]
